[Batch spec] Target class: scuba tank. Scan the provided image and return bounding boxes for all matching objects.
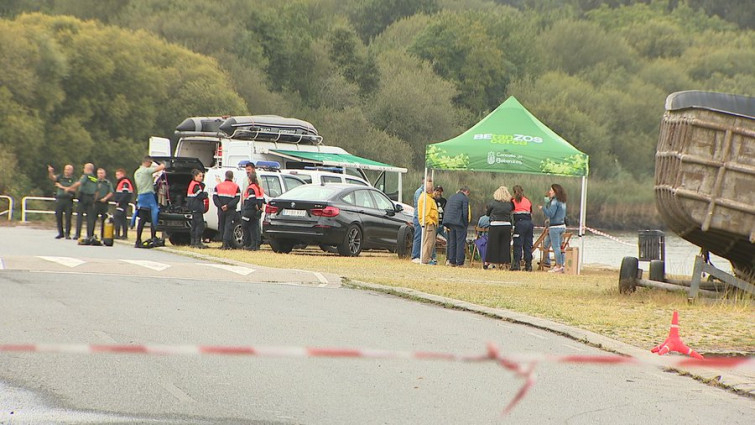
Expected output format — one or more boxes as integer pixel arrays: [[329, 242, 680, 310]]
[[103, 214, 115, 246]]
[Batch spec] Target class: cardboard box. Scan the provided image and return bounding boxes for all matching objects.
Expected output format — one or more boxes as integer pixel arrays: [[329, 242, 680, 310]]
[[564, 247, 580, 275]]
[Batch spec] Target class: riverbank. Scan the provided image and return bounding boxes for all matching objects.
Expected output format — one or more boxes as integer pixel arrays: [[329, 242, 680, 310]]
[[185, 244, 753, 356]]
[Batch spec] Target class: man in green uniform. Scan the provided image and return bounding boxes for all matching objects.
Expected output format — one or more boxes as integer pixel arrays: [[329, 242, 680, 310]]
[[69, 163, 98, 240], [92, 168, 114, 239], [47, 164, 76, 239]]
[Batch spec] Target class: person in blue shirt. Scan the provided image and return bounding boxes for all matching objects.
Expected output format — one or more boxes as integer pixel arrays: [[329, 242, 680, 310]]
[[539, 183, 568, 273]]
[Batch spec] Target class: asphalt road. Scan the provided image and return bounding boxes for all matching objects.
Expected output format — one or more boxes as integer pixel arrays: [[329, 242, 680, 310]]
[[0, 226, 752, 424]]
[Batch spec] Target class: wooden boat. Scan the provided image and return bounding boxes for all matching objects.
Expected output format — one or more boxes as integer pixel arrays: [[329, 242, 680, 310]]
[[655, 91, 755, 281]]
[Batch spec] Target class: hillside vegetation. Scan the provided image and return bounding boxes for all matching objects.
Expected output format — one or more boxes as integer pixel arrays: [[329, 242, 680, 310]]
[[1, 0, 752, 228]]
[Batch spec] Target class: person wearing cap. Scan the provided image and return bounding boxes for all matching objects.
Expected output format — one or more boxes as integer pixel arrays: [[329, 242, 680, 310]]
[[68, 163, 98, 240], [417, 180, 439, 265], [47, 164, 76, 239], [91, 168, 114, 239], [133, 156, 166, 247]]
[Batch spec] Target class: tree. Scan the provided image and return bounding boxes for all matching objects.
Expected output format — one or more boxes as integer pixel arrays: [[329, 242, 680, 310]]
[[349, 0, 439, 42]]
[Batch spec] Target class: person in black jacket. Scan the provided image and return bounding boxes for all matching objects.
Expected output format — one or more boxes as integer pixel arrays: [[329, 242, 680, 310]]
[[113, 168, 134, 240], [187, 169, 208, 249], [485, 186, 514, 269], [441, 186, 471, 267]]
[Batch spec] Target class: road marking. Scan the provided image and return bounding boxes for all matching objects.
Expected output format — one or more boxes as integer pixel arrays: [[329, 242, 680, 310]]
[[563, 344, 585, 352], [205, 264, 255, 276], [38, 256, 85, 268], [159, 381, 195, 403], [313, 272, 328, 284], [93, 331, 117, 343], [121, 259, 171, 272], [526, 332, 547, 340]]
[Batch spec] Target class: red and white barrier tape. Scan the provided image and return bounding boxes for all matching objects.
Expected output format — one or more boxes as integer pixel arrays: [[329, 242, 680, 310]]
[[585, 226, 635, 247], [1, 342, 751, 415]]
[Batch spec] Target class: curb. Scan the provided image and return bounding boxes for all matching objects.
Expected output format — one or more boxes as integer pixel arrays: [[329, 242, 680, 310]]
[[344, 279, 755, 398]]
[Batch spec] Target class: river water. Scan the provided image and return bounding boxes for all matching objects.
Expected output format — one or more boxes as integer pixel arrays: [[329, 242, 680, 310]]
[[572, 230, 732, 276]]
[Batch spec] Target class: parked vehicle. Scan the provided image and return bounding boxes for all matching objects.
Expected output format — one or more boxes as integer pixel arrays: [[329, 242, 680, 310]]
[[147, 115, 407, 246], [263, 184, 413, 256], [151, 156, 206, 246], [282, 168, 370, 186]]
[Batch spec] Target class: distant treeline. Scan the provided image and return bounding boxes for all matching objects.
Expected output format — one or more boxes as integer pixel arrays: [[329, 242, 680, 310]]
[[0, 0, 752, 229]]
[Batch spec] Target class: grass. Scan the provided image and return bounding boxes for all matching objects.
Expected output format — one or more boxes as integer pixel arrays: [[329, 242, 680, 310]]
[[183, 243, 754, 355]]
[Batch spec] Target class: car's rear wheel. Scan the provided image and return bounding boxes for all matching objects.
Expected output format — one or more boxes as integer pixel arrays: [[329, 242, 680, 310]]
[[338, 224, 362, 257], [270, 238, 294, 254], [396, 225, 413, 259], [230, 219, 244, 249]]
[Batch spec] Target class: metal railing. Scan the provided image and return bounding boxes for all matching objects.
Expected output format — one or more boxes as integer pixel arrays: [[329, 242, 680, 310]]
[[0, 195, 13, 221], [21, 196, 136, 222]]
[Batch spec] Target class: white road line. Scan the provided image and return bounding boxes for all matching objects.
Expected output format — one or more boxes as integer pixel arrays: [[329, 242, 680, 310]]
[[563, 344, 585, 352], [92, 331, 117, 343], [526, 332, 547, 340], [121, 259, 171, 272], [159, 381, 195, 403], [313, 272, 328, 284], [38, 256, 85, 268], [205, 264, 255, 276]]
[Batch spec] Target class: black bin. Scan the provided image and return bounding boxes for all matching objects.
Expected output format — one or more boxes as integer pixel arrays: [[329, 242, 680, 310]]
[[638, 230, 665, 261]]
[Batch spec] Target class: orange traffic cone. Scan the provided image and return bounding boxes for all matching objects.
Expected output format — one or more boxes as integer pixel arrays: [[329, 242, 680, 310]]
[[651, 311, 704, 359]]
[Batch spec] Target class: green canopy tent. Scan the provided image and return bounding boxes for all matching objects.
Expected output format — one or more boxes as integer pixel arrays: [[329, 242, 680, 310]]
[[423, 96, 590, 272]]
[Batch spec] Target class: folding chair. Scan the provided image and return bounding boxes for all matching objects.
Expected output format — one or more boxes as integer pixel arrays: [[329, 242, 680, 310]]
[[468, 226, 488, 266], [534, 229, 572, 271]]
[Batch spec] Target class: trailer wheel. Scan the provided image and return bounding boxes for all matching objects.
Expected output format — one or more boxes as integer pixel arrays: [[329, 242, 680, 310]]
[[396, 225, 413, 259], [619, 256, 639, 294], [649, 260, 665, 282]]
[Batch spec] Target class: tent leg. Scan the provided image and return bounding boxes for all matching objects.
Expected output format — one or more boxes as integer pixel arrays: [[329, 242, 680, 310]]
[[578, 176, 588, 275], [398, 172, 403, 204]]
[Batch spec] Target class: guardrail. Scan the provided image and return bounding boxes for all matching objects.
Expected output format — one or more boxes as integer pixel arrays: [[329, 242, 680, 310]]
[[0, 195, 13, 221], [21, 196, 136, 222]]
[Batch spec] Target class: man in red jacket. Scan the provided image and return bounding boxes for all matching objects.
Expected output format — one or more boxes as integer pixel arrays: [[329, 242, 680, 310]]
[[213, 170, 240, 250]]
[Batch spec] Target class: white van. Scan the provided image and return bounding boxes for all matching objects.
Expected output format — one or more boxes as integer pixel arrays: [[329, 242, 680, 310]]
[[281, 169, 370, 186]]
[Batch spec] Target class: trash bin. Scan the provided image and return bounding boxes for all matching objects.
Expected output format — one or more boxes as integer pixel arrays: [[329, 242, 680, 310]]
[[638, 230, 665, 261]]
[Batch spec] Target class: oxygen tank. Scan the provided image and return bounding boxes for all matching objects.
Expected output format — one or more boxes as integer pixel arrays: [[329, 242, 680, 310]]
[[103, 214, 115, 246]]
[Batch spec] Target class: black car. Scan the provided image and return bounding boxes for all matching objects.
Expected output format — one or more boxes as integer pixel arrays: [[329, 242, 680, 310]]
[[263, 184, 413, 256]]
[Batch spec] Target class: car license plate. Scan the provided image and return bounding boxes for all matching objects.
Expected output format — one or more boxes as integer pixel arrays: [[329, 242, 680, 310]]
[[282, 209, 306, 217]]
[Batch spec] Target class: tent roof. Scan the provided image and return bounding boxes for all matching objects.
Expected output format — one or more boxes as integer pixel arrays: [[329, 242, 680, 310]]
[[426, 96, 588, 177], [272, 150, 407, 173]]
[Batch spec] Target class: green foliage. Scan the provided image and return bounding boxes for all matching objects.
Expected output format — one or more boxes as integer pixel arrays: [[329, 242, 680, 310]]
[[349, 0, 439, 42]]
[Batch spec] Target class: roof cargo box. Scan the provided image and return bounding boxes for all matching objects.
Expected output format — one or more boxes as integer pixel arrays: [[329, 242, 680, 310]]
[[219, 115, 322, 144]]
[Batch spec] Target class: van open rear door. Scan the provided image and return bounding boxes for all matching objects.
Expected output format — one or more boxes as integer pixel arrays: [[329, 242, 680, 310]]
[[149, 137, 172, 157]]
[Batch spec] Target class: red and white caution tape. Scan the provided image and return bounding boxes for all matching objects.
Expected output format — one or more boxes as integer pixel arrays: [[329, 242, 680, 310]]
[[1, 342, 752, 415], [585, 226, 635, 247]]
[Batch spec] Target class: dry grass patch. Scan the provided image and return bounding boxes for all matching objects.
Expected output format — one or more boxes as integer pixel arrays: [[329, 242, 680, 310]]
[[184, 244, 753, 354]]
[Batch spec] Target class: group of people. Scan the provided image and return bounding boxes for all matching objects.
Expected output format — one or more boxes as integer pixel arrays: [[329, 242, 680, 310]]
[[48, 163, 134, 242], [48, 157, 265, 251], [410, 179, 569, 273]]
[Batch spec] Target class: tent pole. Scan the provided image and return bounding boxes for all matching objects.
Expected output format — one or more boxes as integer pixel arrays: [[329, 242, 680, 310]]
[[398, 172, 403, 204], [578, 175, 588, 274]]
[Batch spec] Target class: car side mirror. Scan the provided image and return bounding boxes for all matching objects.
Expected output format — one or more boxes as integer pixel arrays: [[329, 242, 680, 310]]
[[394, 203, 404, 212]]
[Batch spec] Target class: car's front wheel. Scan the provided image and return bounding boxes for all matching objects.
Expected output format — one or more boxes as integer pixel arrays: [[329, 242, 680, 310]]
[[337, 224, 362, 257]]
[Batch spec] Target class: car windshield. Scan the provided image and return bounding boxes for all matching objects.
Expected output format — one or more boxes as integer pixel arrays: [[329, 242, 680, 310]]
[[279, 184, 342, 201]]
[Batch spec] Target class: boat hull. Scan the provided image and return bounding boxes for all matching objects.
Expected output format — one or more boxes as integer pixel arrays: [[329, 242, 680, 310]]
[[655, 91, 755, 280]]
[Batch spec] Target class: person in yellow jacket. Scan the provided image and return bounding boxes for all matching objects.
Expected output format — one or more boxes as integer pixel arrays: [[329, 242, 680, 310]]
[[417, 179, 439, 265]]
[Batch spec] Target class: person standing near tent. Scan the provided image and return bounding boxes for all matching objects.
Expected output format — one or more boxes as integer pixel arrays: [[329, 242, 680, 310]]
[[485, 186, 514, 270], [417, 179, 438, 265], [442, 186, 471, 267], [510, 185, 534, 271], [539, 184, 568, 273], [410, 177, 426, 264]]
